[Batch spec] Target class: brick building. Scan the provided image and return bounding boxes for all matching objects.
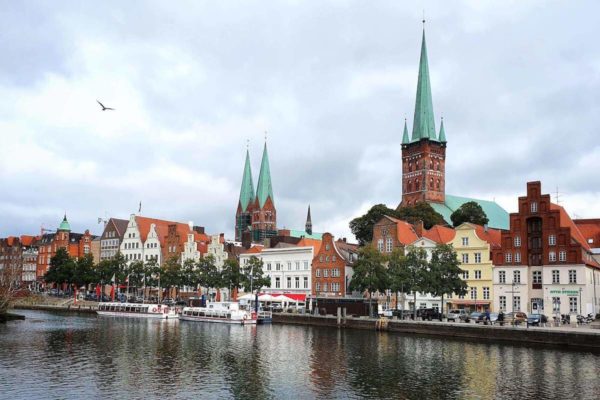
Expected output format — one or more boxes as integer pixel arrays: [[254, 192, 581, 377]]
[[99, 218, 129, 261], [491, 182, 600, 316], [311, 233, 358, 298]]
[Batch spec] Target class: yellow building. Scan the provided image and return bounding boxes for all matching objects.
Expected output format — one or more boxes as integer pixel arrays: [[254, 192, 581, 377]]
[[447, 223, 502, 312]]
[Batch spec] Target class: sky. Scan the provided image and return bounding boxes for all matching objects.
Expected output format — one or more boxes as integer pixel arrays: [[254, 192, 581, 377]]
[[1, 1, 600, 241]]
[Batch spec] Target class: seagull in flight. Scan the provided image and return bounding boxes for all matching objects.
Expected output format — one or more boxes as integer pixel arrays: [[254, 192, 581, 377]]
[[97, 100, 115, 111]]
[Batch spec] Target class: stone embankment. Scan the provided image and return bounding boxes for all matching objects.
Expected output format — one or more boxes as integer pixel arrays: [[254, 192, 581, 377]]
[[273, 313, 600, 351], [13, 303, 97, 314]]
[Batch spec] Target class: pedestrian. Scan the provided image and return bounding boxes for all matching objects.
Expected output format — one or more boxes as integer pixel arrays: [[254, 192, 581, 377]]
[[498, 310, 504, 326]]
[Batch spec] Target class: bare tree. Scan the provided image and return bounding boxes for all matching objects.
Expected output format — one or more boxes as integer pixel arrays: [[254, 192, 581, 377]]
[[0, 254, 23, 315]]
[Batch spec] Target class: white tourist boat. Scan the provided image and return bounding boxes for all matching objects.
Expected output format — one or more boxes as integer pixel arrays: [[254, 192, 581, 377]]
[[181, 301, 257, 325], [97, 302, 179, 319]]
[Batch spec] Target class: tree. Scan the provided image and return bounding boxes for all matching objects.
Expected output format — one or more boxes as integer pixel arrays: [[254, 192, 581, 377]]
[[44, 248, 76, 289], [161, 256, 183, 299], [181, 258, 200, 295], [96, 252, 127, 284], [197, 255, 219, 299], [396, 202, 445, 229], [221, 259, 243, 300], [403, 246, 429, 320], [450, 201, 489, 227], [349, 204, 398, 246], [0, 249, 23, 315], [72, 254, 97, 295], [241, 256, 270, 294], [348, 245, 389, 317], [427, 244, 468, 319], [387, 249, 411, 312]]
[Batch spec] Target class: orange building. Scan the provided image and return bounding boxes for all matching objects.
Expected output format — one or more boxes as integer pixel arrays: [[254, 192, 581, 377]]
[[312, 233, 358, 298]]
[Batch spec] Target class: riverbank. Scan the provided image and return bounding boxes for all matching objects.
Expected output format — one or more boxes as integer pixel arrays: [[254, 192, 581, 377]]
[[273, 313, 600, 351], [13, 304, 97, 314]]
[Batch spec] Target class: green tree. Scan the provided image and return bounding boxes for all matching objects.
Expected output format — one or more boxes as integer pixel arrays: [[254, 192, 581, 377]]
[[161, 256, 183, 299], [450, 201, 489, 227], [96, 252, 128, 284], [403, 246, 429, 320], [197, 254, 219, 298], [396, 202, 445, 229], [241, 256, 271, 294], [73, 253, 97, 294], [44, 248, 76, 289], [387, 249, 411, 312], [427, 244, 468, 319], [182, 258, 200, 295], [221, 259, 244, 300], [349, 204, 398, 246], [348, 245, 389, 317]]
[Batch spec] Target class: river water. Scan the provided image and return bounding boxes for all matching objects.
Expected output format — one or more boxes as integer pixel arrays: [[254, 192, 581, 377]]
[[1, 310, 599, 399]]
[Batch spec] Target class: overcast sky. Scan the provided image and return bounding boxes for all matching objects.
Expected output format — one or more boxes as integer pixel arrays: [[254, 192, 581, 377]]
[[1, 1, 599, 241]]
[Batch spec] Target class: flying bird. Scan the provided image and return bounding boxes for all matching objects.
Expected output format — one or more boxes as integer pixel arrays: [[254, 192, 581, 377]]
[[97, 100, 115, 111]]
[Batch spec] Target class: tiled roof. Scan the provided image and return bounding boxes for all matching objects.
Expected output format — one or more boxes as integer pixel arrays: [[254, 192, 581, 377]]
[[422, 225, 456, 244], [385, 216, 419, 245], [472, 224, 502, 249], [428, 194, 509, 230], [135, 216, 193, 246], [111, 218, 130, 238], [241, 245, 264, 255], [549, 204, 591, 251], [573, 219, 600, 248], [20, 235, 37, 246], [297, 237, 322, 254]]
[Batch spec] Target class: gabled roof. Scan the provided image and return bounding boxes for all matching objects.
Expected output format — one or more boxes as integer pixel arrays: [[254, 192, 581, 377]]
[[255, 143, 274, 208], [134, 216, 193, 246], [428, 194, 510, 230], [110, 218, 130, 238], [550, 203, 591, 251], [456, 222, 502, 249], [422, 225, 455, 243], [573, 219, 600, 248], [411, 28, 437, 142], [20, 235, 37, 247], [385, 216, 419, 245], [297, 237, 322, 254]]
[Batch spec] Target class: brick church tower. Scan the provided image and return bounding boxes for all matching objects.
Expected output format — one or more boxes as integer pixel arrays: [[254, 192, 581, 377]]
[[400, 27, 446, 208]]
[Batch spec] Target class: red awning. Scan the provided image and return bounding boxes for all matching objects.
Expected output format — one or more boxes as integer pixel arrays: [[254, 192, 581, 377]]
[[446, 300, 491, 305]]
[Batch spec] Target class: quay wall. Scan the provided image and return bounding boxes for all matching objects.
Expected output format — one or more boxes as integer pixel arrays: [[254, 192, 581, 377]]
[[13, 304, 97, 314], [273, 313, 600, 351]]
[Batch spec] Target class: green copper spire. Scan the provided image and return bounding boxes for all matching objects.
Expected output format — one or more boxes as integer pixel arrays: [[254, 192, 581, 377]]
[[58, 214, 71, 231], [438, 117, 446, 142], [402, 118, 410, 144], [238, 149, 255, 212], [411, 28, 437, 142], [256, 142, 274, 208]]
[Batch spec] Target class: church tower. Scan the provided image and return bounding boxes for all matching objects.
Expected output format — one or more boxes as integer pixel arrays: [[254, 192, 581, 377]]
[[400, 26, 446, 208], [251, 142, 277, 242], [305, 205, 313, 235], [235, 149, 255, 242]]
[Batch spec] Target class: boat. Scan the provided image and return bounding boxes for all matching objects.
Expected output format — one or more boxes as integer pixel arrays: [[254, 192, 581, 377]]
[[181, 301, 257, 324], [96, 302, 179, 319]]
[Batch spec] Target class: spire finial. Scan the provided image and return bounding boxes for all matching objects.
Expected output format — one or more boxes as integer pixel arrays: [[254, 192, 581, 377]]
[[264, 130, 268, 143], [246, 138, 249, 150], [422, 10, 425, 26]]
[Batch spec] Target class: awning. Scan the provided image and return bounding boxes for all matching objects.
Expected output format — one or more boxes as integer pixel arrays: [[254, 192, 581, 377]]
[[446, 300, 491, 305]]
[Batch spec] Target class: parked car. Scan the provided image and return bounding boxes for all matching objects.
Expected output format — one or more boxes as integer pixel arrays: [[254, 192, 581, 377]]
[[419, 308, 441, 321], [465, 312, 482, 323], [527, 313, 548, 326], [447, 309, 468, 322], [378, 305, 393, 318], [504, 311, 528, 325]]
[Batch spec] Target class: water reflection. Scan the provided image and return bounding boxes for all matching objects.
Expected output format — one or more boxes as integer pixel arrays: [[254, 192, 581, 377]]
[[1, 311, 599, 399]]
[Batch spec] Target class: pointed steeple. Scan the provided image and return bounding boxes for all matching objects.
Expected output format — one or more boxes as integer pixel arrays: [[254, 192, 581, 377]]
[[238, 149, 255, 212], [438, 117, 446, 143], [256, 142, 274, 208], [305, 205, 313, 235], [402, 118, 410, 144], [58, 213, 71, 231], [411, 27, 437, 142]]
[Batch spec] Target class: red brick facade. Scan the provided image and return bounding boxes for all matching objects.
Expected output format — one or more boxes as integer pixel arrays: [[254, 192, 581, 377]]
[[312, 233, 347, 297], [401, 139, 446, 206]]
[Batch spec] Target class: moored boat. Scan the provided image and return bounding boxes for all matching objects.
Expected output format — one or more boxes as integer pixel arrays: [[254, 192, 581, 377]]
[[97, 302, 179, 319], [181, 302, 256, 324]]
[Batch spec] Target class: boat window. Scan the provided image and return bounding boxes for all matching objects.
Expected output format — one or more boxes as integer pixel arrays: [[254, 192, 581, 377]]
[[227, 314, 231, 319]]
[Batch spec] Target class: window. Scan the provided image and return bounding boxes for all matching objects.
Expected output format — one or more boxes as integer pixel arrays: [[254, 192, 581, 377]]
[[514, 296, 521, 311], [474, 253, 481, 263], [462, 237, 469, 246], [325, 244, 330, 251], [276, 263, 281, 271], [505, 253, 512, 263], [513, 270, 521, 284], [316, 269, 321, 277], [515, 252, 521, 263], [549, 252, 556, 262], [324, 269, 329, 278], [532, 271, 542, 284], [322, 283, 328, 292], [287, 262, 292, 270], [303, 277, 308, 289], [332, 256, 336, 262], [275, 277, 280, 289], [552, 297, 560, 313], [462, 270, 469, 279], [295, 261, 300, 270], [287, 277, 291, 288], [514, 236, 521, 247], [549, 235, 556, 246], [377, 239, 384, 252], [295, 277, 300, 289], [568, 270, 577, 284], [385, 237, 393, 253], [304, 261, 309, 270], [319, 255, 324, 262], [531, 202, 538, 213], [266, 263, 271, 271], [462, 253, 469, 264], [552, 270, 559, 284], [569, 297, 578, 313], [316, 282, 320, 292], [499, 271, 506, 284], [559, 251, 567, 262], [475, 270, 481, 279], [483, 287, 490, 300], [499, 296, 507, 311], [470, 287, 477, 300]]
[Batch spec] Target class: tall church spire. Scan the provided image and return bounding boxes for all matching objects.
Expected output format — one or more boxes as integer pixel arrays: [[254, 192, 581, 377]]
[[411, 27, 437, 142], [238, 149, 255, 212], [305, 205, 313, 235], [256, 142, 274, 208], [402, 118, 410, 144], [438, 117, 446, 143]]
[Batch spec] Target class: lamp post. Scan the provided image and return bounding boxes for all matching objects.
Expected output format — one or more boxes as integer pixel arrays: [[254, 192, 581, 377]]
[[579, 287, 582, 315], [511, 282, 516, 313]]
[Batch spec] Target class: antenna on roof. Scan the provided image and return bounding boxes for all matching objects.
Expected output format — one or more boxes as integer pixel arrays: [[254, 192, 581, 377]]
[[554, 186, 562, 204]]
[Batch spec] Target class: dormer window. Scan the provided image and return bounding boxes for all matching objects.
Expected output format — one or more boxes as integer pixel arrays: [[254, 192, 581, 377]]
[[531, 202, 538, 213]]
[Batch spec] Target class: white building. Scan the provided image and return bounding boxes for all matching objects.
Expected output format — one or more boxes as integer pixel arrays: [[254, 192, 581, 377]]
[[239, 244, 315, 295]]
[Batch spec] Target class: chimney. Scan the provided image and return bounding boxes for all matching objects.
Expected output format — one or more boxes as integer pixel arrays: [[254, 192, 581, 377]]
[[484, 224, 488, 232], [193, 226, 205, 234], [414, 220, 424, 237], [342, 237, 347, 243]]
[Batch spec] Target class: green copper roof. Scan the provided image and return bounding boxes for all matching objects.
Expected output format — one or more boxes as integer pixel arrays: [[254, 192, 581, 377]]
[[289, 229, 322, 240], [238, 149, 255, 212], [58, 214, 71, 231], [402, 119, 410, 144], [411, 29, 437, 142], [428, 195, 509, 230], [438, 118, 446, 142], [256, 143, 274, 208]]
